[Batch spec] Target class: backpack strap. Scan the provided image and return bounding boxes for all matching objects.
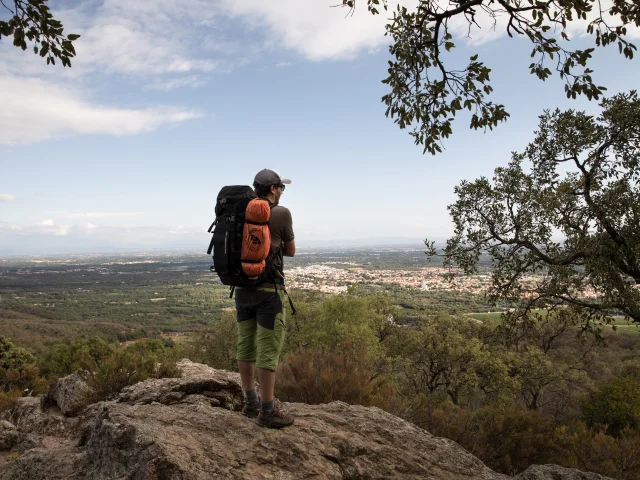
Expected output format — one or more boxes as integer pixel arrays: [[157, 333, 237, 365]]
[[283, 286, 297, 316]]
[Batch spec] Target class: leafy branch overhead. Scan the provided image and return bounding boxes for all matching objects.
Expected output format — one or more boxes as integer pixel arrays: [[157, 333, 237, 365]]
[[0, 0, 80, 67], [352, 0, 639, 154]]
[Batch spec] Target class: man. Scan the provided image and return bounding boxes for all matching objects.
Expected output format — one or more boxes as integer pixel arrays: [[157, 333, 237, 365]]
[[236, 168, 296, 428]]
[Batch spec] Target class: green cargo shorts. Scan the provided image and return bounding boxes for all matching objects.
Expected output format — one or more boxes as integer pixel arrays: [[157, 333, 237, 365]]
[[235, 287, 287, 371]]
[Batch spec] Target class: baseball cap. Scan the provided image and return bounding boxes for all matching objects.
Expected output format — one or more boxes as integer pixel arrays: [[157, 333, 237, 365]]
[[253, 169, 291, 187]]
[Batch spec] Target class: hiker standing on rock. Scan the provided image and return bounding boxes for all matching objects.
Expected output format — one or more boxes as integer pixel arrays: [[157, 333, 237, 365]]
[[236, 169, 296, 428]]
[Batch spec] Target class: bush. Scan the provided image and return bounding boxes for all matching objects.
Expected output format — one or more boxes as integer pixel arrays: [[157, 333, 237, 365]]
[[181, 311, 238, 371], [582, 376, 640, 437], [409, 399, 558, 476], [38, 337, 115, 378], [551, 422, 640, 480], [0, 335, 36, 370], [284, 291, 398, 363], [0, 335, 48, 412], [276, 342, 396, 412], [81, 339, 181, 403]]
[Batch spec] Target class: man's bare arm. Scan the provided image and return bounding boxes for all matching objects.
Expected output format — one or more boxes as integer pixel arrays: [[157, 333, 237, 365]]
[[283, 240, 295, 257]]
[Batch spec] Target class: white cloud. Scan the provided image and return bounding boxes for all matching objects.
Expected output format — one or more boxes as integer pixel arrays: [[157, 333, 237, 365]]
[[0, 221, 206, 254], [0, 194, 17, 203], [219, 0, 638, 62], [564, 0, 640, 40], [276, 62, 294, 68], [0, 76, 202, 146], [217, 1, 510, 61], [220, 0, 394, 61], [144, 76, 209, 91], [2, 221, 70, 236], [51, 0, 222, 78], [49, 211, 145, 219], [42, 219, 54, 226]]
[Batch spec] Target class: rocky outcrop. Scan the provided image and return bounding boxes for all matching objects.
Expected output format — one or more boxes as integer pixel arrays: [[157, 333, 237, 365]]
[[0, 360, 615, 480]]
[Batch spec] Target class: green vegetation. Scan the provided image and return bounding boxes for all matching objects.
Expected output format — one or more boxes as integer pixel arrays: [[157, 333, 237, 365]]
[[183, 286, 640, 478], [2, 251, 639, 478], [0, 254, 234, 351]]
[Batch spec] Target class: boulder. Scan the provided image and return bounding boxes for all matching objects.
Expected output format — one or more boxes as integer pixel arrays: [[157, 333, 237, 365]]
[[515, 465, 613, 479], [45, 370, 93, 416], [0, 420, 19, 451], [0, 396, 71, 436], [117, 359, 243, 411]]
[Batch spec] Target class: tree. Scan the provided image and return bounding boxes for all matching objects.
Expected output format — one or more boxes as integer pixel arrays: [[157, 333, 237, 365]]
[[426, 91, 640, 323], [345, 0, 639, 153], [0, 0, 79, 66], [582, 375, 640, 436], [391, 316, 498, 405]]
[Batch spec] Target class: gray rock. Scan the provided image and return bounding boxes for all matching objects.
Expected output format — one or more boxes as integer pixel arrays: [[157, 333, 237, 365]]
[[0, 420, 19, 451], [0, 361, 617, 480], [45, 370, 93, 416], [73, 399, 508, 480], [117, 358, 243, 411], [0, 440, 81, 480], [1, 396, 72, 436], [515, 465, 614, 480]]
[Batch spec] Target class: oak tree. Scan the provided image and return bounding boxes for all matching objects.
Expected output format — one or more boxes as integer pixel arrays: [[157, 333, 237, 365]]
[[427, 91, 640, 323]]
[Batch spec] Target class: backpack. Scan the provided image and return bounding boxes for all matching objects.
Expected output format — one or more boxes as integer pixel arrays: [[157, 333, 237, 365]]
[[207, 186, 276, 288]]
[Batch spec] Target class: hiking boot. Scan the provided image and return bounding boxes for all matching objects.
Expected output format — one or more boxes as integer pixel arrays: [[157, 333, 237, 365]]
[[242, 400, 261, 419], [256, 401, 294, 429]]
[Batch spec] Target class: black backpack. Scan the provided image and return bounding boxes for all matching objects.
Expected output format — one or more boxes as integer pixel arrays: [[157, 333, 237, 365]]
[[207, 186, 276, 288]]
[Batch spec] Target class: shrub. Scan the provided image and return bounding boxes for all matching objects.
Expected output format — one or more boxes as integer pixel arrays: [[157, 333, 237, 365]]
[[81, 339, 181, 403], [276, 342, 397, 412], [0, 335, 48, 412], [38, 337, 115, 378], [0, 335, 36, 370], [181, 311, 238, 371], [551, 422, 640, 480], [582, 376, 640, 437]]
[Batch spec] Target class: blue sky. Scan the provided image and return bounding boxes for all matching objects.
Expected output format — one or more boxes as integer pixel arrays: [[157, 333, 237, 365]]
[[1, 0, 639, 255]]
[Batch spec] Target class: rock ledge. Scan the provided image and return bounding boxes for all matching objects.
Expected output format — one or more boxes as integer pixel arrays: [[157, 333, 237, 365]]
[[0, 360, 613, 480]]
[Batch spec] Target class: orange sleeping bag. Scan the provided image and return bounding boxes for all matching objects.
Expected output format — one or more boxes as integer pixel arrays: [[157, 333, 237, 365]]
[[241, 199, 271, 277]]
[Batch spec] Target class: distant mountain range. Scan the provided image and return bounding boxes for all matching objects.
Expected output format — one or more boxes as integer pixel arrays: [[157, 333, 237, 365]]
[[0, 234, 447, 257]]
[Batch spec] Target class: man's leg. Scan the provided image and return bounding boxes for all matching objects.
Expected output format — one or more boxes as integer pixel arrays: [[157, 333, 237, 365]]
[[238, 360, 256, 392], [255, 289, 292, 428], [256, 368, 276, 402], [236, 312, 260, 417]]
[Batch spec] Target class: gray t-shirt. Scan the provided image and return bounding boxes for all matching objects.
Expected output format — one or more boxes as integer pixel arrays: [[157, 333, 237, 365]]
[[266, 204, 294, 273]]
